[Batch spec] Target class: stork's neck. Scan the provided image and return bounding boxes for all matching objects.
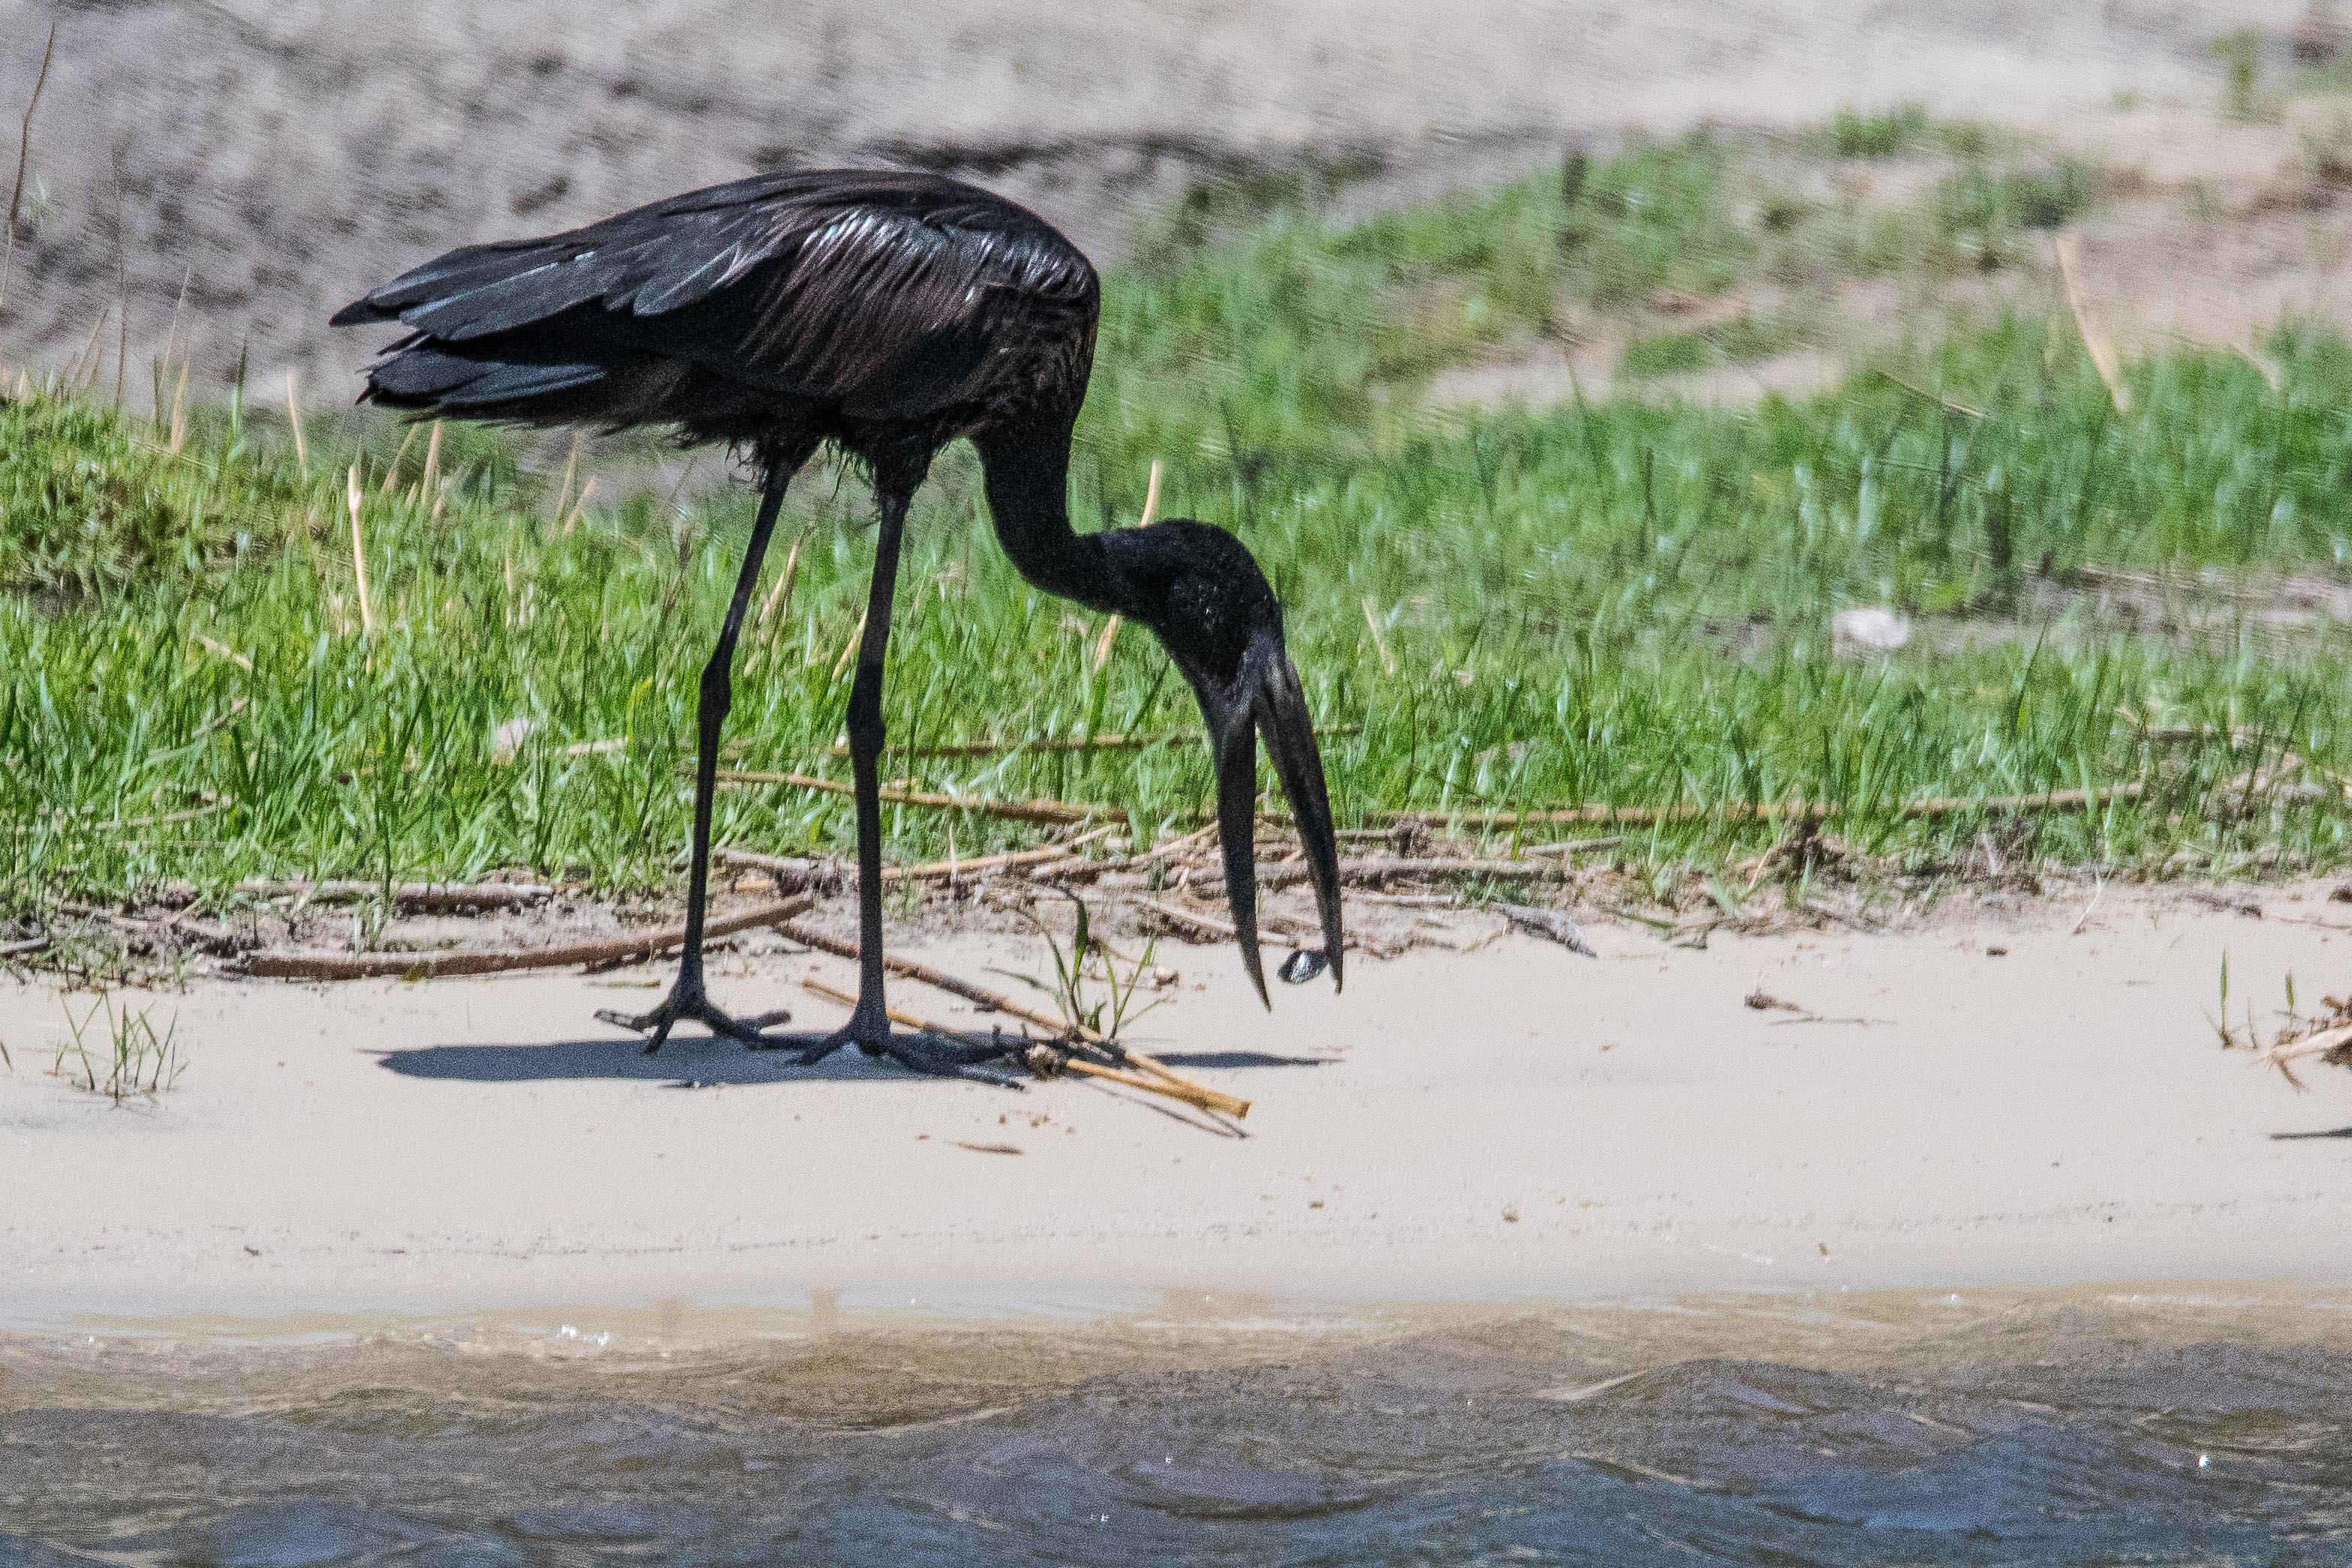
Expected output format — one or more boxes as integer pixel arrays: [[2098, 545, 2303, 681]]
[[976, 425, 1125, 617]]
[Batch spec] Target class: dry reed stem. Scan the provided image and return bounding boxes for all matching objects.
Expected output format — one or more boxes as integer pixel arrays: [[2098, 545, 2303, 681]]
[[379, 423, 420, 495], [827, 611, 867, 680], [796, 976, 1236, 1115], [1495, 902, 1598, 956], [779, 917, 1074, 1034], [2263, 1022, 2352, 1085], [1361, 596, 1398, 676], [217, 879, 556, 911], [0, 22, 55, 310], [188, 694, 250, 739], [286, 369, 309, 471], [1375, 783, 2143, 830], [1089, 459, 1162, 670], [345, 465, 376, 636], [775, 916, 1244, 1114], [1134, 896, 1266, 945], [549, 435, 580, 524], [1870, 367, 1986, 421], [718, 822, 1117, 886], [110, 149, 128, 411], [166, 359, 188, 453], [710, 769, 1107, 826], [2053, 233, 2131, 414], [419, 420, 443, 499], [754, 529, 805, 633], [561, 475, 598, 532], [235, 895, 813, 981], [1138, 820, 1221, 863], [1138, 457, 1164, 528], [155, 264, 190, 421], [67, 308, 110, 393], [1525, 835, 1622, 856], [2233, 343, 2283, 393], [191, 633, 254, 673], [816, 723, 1357, 761], [1257, 855, 1580, 889]]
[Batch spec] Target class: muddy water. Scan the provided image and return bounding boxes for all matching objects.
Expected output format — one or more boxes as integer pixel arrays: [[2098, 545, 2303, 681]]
[[4, 1287, 2349, 1564]]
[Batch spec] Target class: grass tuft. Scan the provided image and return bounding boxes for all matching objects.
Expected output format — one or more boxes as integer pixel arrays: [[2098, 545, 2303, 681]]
[[1820, 104, 1933, 159], [0, 394, 301, 600]]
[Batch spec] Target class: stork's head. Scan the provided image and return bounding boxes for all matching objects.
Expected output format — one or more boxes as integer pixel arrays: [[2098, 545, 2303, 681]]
[[1100, 519, 1343, 1006]]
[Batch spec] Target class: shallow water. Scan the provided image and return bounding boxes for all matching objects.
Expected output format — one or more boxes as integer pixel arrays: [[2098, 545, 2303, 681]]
[[5, 1288, 2350, 1565]]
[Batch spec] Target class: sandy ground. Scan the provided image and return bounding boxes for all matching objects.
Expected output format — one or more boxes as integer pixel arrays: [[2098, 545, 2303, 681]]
[[0, 1, 2305, 386], [5, 1, 2352, 1334], [5, 881, 2349, 1326]]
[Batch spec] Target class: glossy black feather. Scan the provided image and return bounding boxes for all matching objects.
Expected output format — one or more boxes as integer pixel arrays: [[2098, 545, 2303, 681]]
[[330, 168, 1346, 1015], [336, 170, 1098, 459]]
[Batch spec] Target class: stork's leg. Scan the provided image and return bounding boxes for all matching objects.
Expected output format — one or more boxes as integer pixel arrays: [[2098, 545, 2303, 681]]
[[598, 464, 802, 1053], [742, 487, 1022, 1084], [608, 480, 1019, 1083], [836, 485, 912, 1052]]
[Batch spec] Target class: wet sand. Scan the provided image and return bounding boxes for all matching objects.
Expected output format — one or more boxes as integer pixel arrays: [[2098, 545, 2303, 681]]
[[5, 882, 2349, 1325]]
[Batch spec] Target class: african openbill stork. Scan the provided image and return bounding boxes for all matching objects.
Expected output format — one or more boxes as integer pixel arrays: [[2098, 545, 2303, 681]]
[[333, 170, 1343, 1080]]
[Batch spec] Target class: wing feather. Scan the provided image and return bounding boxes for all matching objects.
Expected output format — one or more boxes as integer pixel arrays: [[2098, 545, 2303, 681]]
[[334, 171, 1096, 426]]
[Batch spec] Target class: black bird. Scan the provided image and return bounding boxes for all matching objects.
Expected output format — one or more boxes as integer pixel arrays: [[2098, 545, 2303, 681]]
[[333, 170, 1343, 1079]]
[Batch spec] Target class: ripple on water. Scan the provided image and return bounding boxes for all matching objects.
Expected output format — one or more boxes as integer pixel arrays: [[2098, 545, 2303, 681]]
[[4, 1289, 2351, 1565]]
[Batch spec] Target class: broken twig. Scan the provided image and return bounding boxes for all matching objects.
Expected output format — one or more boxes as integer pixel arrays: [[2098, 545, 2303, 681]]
[[797, 976, 1236, 1117], [1257, 854, 1580, 889], [708, 769, 1109, 826], [777, 917, 1244, 1115], [233, 895, 812, 981], [1377, 784, 2142, 831], [1495, 903, 1598, 956], [717, 822, 1118, 889]]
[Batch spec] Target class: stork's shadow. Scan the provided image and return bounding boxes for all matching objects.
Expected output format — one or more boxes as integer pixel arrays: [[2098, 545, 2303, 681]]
[[377, 1037, 1332, 1087], [379, 1035, 900, 1088]]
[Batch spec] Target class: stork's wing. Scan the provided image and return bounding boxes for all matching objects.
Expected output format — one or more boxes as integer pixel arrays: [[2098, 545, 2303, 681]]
[[333, 171, 1096, 423]]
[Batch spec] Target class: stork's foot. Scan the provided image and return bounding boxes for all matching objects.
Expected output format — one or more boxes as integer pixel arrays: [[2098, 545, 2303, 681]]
[[596, 979, 793, 1055], [748, 1016, 1027, 1088]]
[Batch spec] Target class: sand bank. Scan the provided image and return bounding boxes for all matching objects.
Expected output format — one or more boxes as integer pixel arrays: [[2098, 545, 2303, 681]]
[[5, 883, 2349, 1326]]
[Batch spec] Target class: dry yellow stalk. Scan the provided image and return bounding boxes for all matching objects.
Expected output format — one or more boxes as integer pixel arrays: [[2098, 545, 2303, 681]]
[[794, 978, 1243, 1117], [286, 369, 309, 471], [2053, 233, 2131, 414], [1089, 459, 1164, 673], [1361, 596, 1398, 676], [345, 465, 376, 637]]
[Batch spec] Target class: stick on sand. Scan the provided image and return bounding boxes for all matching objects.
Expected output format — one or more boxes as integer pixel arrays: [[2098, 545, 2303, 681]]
[[797, 976, 1237, 1117], [1377, 784, 2143, 831], [777, 917, 1246, 1116], [236, 895, 813, 981]]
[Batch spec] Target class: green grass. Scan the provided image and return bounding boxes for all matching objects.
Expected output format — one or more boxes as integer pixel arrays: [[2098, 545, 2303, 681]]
[[1620, 315, 1800, 378], [1818, 104, 1934, 160], [7, 129, 2352, 916]]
